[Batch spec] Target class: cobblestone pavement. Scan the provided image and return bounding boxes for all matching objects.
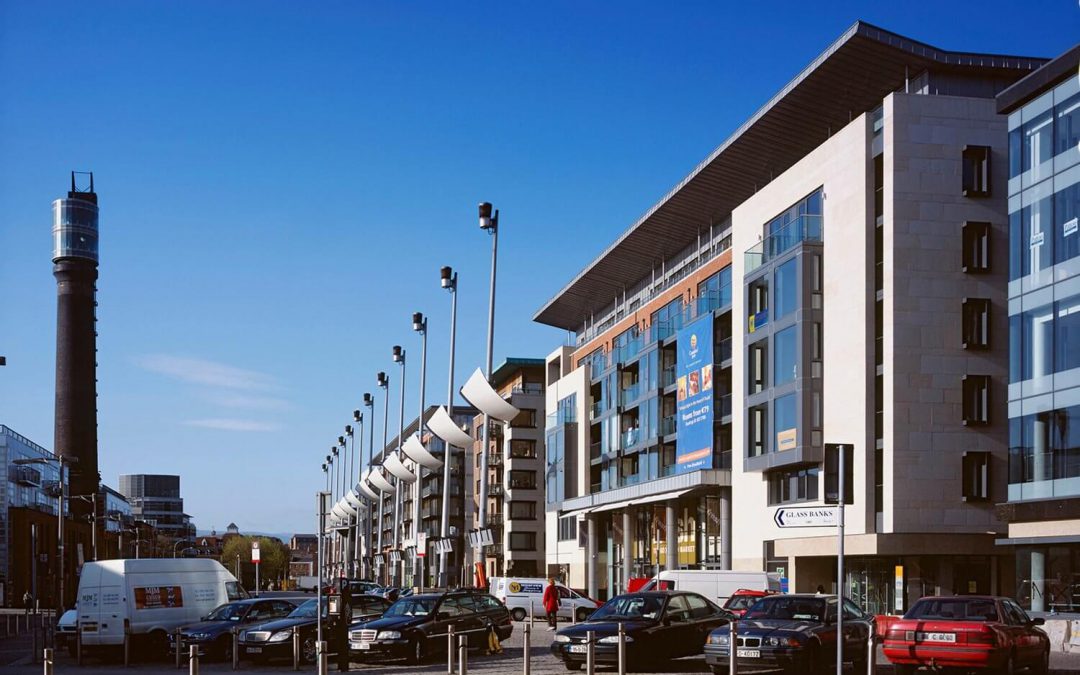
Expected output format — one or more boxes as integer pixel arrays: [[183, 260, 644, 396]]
[[5, 621, 1080, 673]]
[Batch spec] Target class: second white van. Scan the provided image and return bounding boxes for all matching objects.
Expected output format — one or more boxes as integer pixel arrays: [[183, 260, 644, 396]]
[[639, 570, 781, 605], [490, 577, 601, 622]]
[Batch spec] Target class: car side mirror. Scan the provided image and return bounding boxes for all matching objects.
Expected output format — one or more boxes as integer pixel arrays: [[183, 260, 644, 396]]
[[1030, 617, 1045, 626]]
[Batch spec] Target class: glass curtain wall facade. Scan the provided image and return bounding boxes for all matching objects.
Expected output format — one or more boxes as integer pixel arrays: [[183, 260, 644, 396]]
[[1004, 56, 1080, 611]]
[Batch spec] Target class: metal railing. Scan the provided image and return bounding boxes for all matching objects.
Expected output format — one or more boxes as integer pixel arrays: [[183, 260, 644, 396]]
[[745, 214, 823, 273]]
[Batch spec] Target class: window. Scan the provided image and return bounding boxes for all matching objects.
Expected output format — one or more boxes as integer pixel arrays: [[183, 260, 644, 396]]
[[774, 326, 797, 385], [962, 221, 990, 273], [510, 408, 536, 428], [962, 451, 990, 501], [767, 467, 820, 505], [749, 405, 768, 457], [748, 278, 769, 332], [962, 145, 991, 198], [748, 341, 768, 394], [1022, 301, 1055, 381], [508, 532, 536, 551], [773, 394, 797, 451], [508, 470, 537, 489], [774, 259, 797, 320], [697, 267, 733, 314], [557, 515, 577, 541], [1023, 109, 1053, 184], [1055, 181, 1080, 265], [507, 501, 536, 520], [510, 440, 536, 458], [441, 596, 475, 617], [664, 595, 691, 622], [1057, 294, 1080, 373], [962, 298, 990, 349], [685, 593, 716, 619], [962, 375, 991, 426], [1058, 91, 1080, 160]]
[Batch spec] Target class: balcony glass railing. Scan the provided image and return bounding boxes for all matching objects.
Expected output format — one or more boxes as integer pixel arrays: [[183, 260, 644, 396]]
[[622, 427, 641, 448], [716, 394, 733, 418], [745, 214, 823, 273], [717, 337, 732, 362], [660, 365, 676, 388], [660, 415, 676, 436], [590, 400, 604, 419], [621, 383, 640, 406], [590, 441, 601, 460]]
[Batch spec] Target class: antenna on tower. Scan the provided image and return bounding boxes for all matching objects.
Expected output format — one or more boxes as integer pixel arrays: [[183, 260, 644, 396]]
[[70, 171, 95, 195]]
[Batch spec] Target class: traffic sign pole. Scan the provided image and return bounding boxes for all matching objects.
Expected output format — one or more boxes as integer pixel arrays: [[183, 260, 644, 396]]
[[836, 444, 845, 675]]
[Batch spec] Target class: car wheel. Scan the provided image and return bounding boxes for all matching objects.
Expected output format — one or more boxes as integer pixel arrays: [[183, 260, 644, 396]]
[[998, 652, 1018, 675], [511, 608, 527, 622], [409, 637, 426, 664], [565, 661, 583, 671], [1033, 648, 1050, 675], [575, 607, 590, 622], [301, 635, 317, 664]]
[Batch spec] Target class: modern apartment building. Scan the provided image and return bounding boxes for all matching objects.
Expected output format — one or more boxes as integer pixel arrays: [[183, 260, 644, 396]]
[[996, 43, 1080, 612], [538, 22, 1046, 613], [119, 474, 195, 539], [369, 405, 477, 587], [470, 358, 546, 578]]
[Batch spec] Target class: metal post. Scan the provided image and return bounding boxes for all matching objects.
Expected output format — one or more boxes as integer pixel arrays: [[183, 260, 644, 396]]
[[175, 627, 183, 669], [380, 377, 390, 577], [318, 641, 328, 675], [317, 491, 329, 651], [729, 620, 737, 675], [617, 622, 626, 675], [394, 348, 407, 587], [866, 629, 876, 675], [438, 269, 458, 587], [189, 644, 199, 675], [458, 635, 468, 675], [522, 622, 531, 675], [414, 315, 427, 589], [76, 624, 82, 666], [57, 458, 66, 615], [478, 215, 498, 531], [528, 599, 534, 625], [293, 626, 301, 671], [365, 395, 376, 579], [837, 445, 845, 675], [44, 647, 54, 675], [232, 628, 239, 670], [585, 630, 595, 675], [447, 624, 455, 675]]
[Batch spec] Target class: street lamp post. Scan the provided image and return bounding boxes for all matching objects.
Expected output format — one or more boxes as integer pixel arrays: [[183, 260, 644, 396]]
[[172, 539, 188, 558], [412, 312, 428, 588], [438, 266, 459, 587], [71, 494, 98, 561], [349, 416, 361, 579], [391, 345, 407, 587], [477, 202, 499, 534], [364, 390, 377, 579], [14, 454, 76, 611], [323, 459, 331, 576], [330, 446, 339, 576], [378, 372, 390, 583]]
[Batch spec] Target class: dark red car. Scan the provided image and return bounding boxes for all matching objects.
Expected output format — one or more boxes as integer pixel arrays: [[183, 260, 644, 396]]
[[883, 595, 1049, 674], [721, 589, 774, 617]]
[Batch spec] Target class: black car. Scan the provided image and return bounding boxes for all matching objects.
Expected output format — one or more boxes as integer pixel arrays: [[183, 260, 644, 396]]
[[550, 591, 733, 671], [349, 589, 513, 663], [169, 597, 300, 660], [239, 595, 392, 663], [703, 594, 874, 674]]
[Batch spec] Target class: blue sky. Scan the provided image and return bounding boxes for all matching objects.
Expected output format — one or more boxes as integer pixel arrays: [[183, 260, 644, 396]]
[[2, 1, 1077, 536]]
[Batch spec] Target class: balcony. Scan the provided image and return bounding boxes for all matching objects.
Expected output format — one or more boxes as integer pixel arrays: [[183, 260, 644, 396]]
[[745, 214, 823, 273], [489, 454, 503, 466], [660, 415, 676, 436], [717, 337, 732, 363], [660, 364, 676, 388], [622, 427, 641, 449], [590, 400, 604, 420], [489, 484, 504, 496], [716, 394, 732, 418], [511, 383, 543, 396], [621, 383, 640, 406], [590, 441, 601, 460]]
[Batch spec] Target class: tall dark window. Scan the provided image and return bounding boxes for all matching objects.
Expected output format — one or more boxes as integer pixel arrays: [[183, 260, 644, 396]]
[[962, 451, 990, 501], [962, 221, 991, 273], [962, 298, 991, 349], [962, 145, 992, 198], [962, 375, 991, 426]]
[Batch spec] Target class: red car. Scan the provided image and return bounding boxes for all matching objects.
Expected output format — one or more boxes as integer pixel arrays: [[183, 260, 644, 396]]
[[721, 588, 774, 617], [883, 595, 1049, 674]]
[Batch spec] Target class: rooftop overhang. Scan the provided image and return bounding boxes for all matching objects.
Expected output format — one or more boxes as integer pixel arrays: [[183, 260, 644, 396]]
[[997, 42, 1080, 113], [533, 21, 1046, 332]]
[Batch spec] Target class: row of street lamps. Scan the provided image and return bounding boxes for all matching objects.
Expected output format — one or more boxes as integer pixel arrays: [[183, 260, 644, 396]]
[[317, 202, 502, 589]]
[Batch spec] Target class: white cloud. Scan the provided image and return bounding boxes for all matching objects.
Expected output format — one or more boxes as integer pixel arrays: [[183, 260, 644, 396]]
[[133, 354, 278, 392], [203, 392, 291, 411], [185, 418, 282, 433]]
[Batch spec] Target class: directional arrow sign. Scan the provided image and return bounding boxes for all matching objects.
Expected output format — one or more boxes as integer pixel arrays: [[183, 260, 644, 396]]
[[773, 506, 838, 528]]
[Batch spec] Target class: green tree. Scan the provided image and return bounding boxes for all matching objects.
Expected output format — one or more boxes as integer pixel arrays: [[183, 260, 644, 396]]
[[221, 536, 291, 591]]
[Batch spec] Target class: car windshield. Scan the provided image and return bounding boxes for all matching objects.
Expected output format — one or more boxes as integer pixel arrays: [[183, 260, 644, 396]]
[[591, 595, 665, 620], [205, 603, 247, 622], [726, 595, 762, 611], [906, 598, 999, 622], [384, 597, 436, 617], [744, 596, 827, 622], [289, 599, 322, 619]]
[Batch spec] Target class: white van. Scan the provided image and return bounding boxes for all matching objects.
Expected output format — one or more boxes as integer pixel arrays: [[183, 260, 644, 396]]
[[490, 577, 600, 622], [639, 570, 781, 605], [76, 558, 246, 650]]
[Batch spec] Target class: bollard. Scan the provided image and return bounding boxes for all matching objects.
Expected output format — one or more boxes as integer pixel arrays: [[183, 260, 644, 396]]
[[317, 640, 328, 675], [528, 600, 534, 626], [124, 628, 131, 668], [585, 630, 595, 675], [293, 627, 301, 671], [617, 622, 626, 675], [447, 624, 455, 675], [76, 625, 83, 667], [866, 630, 876, 675], [176, 627, 184, 669], [32, 609, 39, 664], [189, 644, 199, 675], [458, 635, 468, 675], [44, 647, 54, 675], [522, 622, 531, 675], [728, 620, 737, 675], [232, 627, 239, 670]]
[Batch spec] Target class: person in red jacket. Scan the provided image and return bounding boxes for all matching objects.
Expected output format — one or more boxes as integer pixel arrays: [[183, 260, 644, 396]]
[[542, 578, 560, 630]]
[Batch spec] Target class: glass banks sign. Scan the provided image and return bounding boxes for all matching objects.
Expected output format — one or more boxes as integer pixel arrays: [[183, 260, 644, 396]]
[[675, 315, 714, 473]]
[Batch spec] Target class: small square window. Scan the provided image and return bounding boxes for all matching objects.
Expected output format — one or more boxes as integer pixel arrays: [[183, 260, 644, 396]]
[[962, 451, 990, 501], [962, 145, 992, 198], [962, 375, 991, 426], [748, 341, 768, 395], [962, 221, 991, 273], [962, 298, 991, 350]]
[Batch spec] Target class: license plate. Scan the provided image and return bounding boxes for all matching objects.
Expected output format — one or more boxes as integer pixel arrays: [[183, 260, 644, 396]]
[[357, 642, 371, 650], [918, 632, 956, 643], [245, 647, 262, 654], [737, 648, 761, 658], [569, 644, 588, 653]]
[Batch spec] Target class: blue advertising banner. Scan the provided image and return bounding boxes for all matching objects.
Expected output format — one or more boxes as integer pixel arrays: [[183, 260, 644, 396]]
[[675, 315, 714, 473]]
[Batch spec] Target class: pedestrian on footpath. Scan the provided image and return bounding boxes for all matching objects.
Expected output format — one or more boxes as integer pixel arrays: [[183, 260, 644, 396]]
[[542, 578, 560, 631], [23, 591, 32, 616]]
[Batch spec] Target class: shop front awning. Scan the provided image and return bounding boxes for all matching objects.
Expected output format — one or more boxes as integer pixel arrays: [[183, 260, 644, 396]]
[[562, 487, 698, 518]]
